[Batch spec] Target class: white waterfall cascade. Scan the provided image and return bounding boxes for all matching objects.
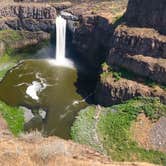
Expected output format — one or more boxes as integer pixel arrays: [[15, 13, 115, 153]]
[[52, 15, 74, 68]]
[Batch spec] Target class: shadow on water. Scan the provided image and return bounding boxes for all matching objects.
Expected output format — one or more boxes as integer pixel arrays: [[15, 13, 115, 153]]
[[66, 29, 98, 105], [51, 27, 98, 105]]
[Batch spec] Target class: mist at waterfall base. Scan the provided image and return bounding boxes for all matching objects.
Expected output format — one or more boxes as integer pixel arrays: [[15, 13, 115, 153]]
[[0, 16, 96, 138]]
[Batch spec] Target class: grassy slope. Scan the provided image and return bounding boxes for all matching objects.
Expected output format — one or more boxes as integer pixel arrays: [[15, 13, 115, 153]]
[[71, 97, 166, 165], [0, 101, 24, 135], [0, 55, 24, 136]]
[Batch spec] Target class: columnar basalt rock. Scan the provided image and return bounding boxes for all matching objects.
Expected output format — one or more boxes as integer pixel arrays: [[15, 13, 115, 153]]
[[72, 15, 112, 69], [0, 31, 50, 56], [110, 25, 166, 59], [95, 0, 166, 106], [0, 4, 56, 32], [95, 75, 166, 106], [0, 2, 72, 32], [125, 0, 166, 35], [107, 25, 166, 84], [64, 1, 128, 69]]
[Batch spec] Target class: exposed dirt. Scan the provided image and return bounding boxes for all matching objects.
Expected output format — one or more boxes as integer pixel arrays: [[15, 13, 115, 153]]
[[0, 115, 157, 166], [131, 113, 153, 150], [131, 114, 166, 153]]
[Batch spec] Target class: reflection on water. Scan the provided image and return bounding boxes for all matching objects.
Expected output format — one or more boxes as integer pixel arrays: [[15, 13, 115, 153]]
[[0, 60, 95, 138]]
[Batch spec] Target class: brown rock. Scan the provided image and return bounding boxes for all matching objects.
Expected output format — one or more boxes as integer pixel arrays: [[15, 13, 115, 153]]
[[107, 25, 166, 84], [95, 74, 166, 106], [125, 0, 166, 35]]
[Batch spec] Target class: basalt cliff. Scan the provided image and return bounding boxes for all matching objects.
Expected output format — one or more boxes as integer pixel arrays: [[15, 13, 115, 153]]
[[95, 0, 166, 106]]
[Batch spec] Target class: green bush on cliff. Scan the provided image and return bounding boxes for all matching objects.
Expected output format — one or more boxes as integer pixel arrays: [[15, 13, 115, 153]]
[[0, 30, 23, 45], [71, 97, 166, 165], [0, 100, 24, 135]]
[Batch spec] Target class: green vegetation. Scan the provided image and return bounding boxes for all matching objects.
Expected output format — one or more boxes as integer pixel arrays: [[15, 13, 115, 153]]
[[0, 54, 20, 80], [0, 30, 23, 44], [71, 97, 166, 165], [0, 100, 24, 135], [71, 106, 104, 152], [0, 31, 49, 80], [101, 62, 121, 81]]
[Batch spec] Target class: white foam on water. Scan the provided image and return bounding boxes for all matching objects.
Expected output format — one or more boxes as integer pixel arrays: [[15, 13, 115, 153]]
[[26, 73, 48, 101], [26, 81, 42, 100]]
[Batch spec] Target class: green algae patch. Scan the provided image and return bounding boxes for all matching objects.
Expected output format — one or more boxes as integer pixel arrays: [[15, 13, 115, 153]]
[[0, 101, 24, 136], [71, 97, 166, 165]]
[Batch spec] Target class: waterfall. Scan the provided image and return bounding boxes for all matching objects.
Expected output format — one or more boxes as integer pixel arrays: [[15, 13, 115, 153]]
[[54, 15, 74, 68], [56, 15, 66, 61]]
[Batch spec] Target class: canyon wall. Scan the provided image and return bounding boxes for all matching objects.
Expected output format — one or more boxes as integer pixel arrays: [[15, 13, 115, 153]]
[[125, 0, 166, 35], [0, 4, 55, 32], [65, 1, 128, 69], [71, 15, 112, 69], [0, 2, 71, 32], [95, 0, 166, 106]]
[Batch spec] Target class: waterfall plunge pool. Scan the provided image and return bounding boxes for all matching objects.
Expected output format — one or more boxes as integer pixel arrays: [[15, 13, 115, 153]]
[[0, 59, 96, 139], [0, 16, 96, 139]]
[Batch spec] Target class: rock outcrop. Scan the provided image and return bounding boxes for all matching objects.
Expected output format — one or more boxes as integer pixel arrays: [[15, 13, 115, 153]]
[[72, 15, 112, 69], [95, 74, 166, 106], [0, 2, 71, 32], [107, 25, 166, 84], [125, 0, 166, 35], [95, 0, 166, 106], [0, 30, 50, 56], [0, 4, 55, 32], [65, 1, 127, 69]]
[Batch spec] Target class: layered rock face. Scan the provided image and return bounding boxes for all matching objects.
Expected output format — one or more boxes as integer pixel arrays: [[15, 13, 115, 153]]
[[108, 25, 166, 84], [0, 2, 71, 32], [0, 4, 56, 32], [0, 31, 50, 56], [65, 1, 127, 69], [125, 0, 166, 35], [72, 15, 112, 69], [95, 0, 166, 106], [95, 75, 166, 106]]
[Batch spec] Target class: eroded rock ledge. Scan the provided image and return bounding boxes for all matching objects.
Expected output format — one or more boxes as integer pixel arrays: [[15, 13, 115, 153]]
[[95, 74, 166, 106], [95, 0, 166, 106], [0, 2, 71, 32], [107, 25, 166, 85], [125, 0, 166, 35]]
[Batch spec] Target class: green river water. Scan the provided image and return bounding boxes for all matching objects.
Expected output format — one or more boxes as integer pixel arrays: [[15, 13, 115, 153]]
[[0, 59, 94, 138]]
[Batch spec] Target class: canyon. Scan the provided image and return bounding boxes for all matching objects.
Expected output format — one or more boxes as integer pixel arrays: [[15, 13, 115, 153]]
[[0, 0, 165, 165]]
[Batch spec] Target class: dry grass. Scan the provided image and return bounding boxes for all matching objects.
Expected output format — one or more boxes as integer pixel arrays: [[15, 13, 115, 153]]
[[19, 130, 43, 143], [0, 126, 156, 166]]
